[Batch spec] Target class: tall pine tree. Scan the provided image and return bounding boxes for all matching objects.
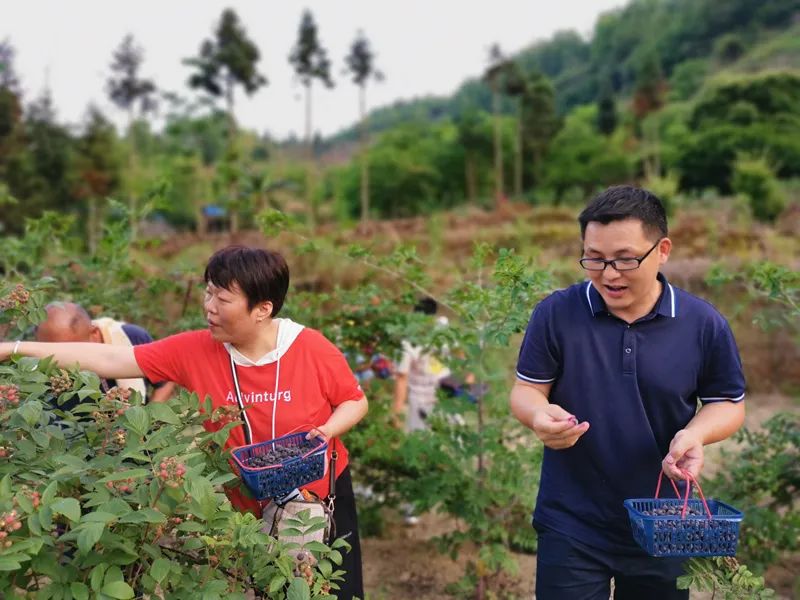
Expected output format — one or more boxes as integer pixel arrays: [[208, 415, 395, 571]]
[[344, 30, 383, 227]]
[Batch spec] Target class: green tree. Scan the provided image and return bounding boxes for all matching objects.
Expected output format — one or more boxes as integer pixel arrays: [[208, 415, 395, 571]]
[[73, 107, 121, 253], [106, 34, 157, 241], [632, 48, 667, 177], [0, 40, 22, 166], [23, 89, 74, 212], [289, 9, 334, 227], [678, 71, 800, 190], [520, 71, 560, 188], [596, 75, 618, 135], [456, 110, 493, 202], [290, 10, 334, 149], [0, 40, 30, 235], [483, 44, 507, 207], [107, 34, 157, 125], [499, 61, 529, 199], [184, 8, 265, 233], [731, 156, 786, 223], [344, 30, 383, 228], [184, 8, 266, 134], [543, 106, 631, 201], [0, 39, 19, 91]]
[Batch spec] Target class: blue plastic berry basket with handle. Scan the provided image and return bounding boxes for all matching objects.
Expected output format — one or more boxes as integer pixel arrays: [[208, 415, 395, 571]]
[[624, 470, 743, 557], [231, 431, 328, 500]]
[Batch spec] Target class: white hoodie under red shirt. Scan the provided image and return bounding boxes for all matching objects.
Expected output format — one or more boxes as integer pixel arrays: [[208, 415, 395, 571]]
[[133, 318, 364, 514]]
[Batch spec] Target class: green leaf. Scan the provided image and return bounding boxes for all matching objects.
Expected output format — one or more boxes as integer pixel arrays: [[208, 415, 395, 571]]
[[268, 575, 287, 594], [70, 582, 90, 600], [302, 541, 329, 553], [17, 401, 43, 426], [55, 455, 90, 469], [149, 558, 170, 583], [77, 522, 105, 554], [148, 403, 181, 425], [90, 563, 108, 591], [123, 406, 149, 436], [0, 558, 21, 570], [100, 581, 135, 599], [286, 578, 311, 600], [50, 498, 81, 522], [81, 512, 118, 524], [97, 469, 149, 483], [118, 508, 165, 524], [317, 559, 332, 578]]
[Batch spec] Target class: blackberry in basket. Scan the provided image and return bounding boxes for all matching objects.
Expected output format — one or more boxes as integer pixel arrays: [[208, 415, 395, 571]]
[[624, 470, 744, 558], [231, 431, 329, 500], [245, 439, 318, 467]]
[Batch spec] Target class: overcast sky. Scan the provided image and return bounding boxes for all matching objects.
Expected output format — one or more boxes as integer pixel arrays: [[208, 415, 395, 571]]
[[4, 0, 627, 139]]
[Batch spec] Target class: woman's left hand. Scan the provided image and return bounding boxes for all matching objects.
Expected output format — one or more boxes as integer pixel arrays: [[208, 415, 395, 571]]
[[306, 425, 332, 442]]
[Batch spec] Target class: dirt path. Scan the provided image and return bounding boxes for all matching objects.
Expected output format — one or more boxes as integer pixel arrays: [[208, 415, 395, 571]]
[[362, 394, 798, 599]]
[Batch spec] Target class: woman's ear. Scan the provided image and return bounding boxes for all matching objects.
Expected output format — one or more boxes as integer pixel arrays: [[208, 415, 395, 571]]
[[256, 301, 273, 322]]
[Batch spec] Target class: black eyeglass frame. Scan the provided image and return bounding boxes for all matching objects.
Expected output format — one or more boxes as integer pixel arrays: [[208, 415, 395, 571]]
[[579, 239, 662, 272]]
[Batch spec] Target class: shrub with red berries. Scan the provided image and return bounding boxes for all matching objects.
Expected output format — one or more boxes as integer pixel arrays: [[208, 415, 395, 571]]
[[0, 331, 345, 598], [157, 456, 187, 488], [0, 384, 19, 410], [48, 369, 73, 396], [0, 284, 31, 311]]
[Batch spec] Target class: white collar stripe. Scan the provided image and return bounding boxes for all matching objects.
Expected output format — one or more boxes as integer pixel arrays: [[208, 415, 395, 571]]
[[669, 283, 676, 317], [585, 281, 594, 313]]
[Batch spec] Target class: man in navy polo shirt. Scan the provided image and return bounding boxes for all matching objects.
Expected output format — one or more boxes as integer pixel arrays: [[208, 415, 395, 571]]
[[511, 185, 745, 600]]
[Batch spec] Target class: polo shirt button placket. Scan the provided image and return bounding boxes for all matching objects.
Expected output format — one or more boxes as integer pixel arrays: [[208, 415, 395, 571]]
[[622, 327, 636, 374]]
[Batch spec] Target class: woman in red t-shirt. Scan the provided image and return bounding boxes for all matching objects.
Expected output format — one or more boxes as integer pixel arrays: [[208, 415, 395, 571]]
[[1, 246, 369, 599]]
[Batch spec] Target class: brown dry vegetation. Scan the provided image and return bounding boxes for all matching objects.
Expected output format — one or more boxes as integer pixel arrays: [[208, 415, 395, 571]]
[[150, 201, 800, 394]]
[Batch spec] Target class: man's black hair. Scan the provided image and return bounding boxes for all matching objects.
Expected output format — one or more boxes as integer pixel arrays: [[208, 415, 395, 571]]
[[204, 246, 290, 316], [413, 296, 437, 315], [578, 185, 668, 241]]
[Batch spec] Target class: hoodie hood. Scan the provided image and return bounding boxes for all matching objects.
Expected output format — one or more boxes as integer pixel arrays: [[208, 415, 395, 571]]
[[224, 318, 305, 367]]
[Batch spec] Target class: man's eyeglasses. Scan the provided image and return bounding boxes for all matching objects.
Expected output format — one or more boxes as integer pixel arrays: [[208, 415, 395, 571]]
[[579, 239, 662, 272]]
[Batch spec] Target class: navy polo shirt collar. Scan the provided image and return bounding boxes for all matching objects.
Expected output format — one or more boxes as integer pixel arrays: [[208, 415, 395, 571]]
[[584, 272, 677, 318]]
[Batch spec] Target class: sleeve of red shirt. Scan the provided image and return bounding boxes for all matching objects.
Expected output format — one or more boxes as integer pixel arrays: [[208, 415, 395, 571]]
[[133, 330, 207, 388], [308, 330, 364, 406]]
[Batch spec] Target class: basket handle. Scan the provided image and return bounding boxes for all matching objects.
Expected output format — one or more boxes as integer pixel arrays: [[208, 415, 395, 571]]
[[655, 469, 713, 519], [654, 470, 682, 500], [284, 422, 329, 461], [680, 469, 713, 520]]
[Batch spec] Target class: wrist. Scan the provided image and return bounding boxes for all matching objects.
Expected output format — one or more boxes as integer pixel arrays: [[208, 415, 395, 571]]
[[677, 427, 704, 447]]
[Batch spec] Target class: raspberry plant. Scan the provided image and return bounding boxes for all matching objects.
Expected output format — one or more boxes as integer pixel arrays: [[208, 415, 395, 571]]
[[0, 355, 347, 599]]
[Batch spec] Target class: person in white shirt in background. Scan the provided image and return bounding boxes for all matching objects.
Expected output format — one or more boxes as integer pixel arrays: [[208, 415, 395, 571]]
[[393, 297, 451, 432]]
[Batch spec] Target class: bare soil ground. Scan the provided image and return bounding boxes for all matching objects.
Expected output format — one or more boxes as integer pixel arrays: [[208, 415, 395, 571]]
[[362, 393, 799, 600]]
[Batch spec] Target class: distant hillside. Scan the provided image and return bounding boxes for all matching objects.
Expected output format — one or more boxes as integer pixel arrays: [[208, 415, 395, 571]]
[[324, 0, 800, 146]]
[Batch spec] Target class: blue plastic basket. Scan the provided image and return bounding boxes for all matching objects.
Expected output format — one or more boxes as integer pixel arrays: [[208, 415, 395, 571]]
[[231, 432, 328, 500], [624, 498, 743, 557]]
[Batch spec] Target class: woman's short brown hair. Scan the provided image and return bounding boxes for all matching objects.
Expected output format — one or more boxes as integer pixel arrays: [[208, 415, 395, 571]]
[[204, 246, 290, 316]]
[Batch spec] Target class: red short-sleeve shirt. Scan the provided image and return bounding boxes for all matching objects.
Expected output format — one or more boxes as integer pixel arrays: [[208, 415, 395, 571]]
[[133, 326, 363, 513]]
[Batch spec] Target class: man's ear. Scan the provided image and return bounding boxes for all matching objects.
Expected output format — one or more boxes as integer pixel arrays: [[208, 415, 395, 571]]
[[88, 325, 103, 343], [658, 237, 673, 265]]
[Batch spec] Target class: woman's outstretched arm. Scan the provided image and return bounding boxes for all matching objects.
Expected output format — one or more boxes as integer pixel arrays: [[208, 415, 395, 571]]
[[0, 341, 143, 379]]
